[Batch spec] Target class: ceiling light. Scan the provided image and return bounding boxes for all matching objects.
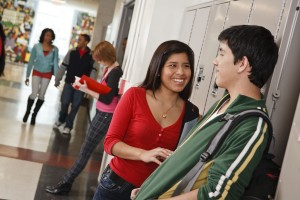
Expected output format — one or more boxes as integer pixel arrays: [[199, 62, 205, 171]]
[[51, 0, 66, 4]]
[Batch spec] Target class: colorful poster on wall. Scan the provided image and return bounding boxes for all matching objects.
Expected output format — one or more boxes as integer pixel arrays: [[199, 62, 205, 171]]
[[69, 12, 95, 49], [0, 0, 35, 63]]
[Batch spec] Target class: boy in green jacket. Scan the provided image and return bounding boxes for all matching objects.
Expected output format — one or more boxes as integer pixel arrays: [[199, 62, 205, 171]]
[[133, 25, 279, 200]]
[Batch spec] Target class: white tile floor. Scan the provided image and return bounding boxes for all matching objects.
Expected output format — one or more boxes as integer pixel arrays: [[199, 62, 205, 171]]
[[0, 63, 100, 199], [0, 156, 42, 200]]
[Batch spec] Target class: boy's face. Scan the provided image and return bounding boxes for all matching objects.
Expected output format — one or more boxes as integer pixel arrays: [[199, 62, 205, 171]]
[[213, 41, 240, 89], [77, 35, 88, 49]]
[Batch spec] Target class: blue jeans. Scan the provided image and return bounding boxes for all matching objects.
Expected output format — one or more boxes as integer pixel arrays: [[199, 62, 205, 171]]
[[93, 166, 136, 200], [59, 83, 84, 129]]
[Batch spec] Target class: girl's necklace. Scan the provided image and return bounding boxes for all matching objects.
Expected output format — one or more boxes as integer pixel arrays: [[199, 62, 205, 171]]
[[162, 97, 178, 119]]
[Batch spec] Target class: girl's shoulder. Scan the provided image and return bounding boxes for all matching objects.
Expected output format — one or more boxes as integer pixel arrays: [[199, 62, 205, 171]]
[[52, 45, 59, 51], [123, 87, 145, 98], [126, 87, 144, 94], [108, 66, 123, 78], [33, 43, 41, 48], [185, 100, 200, 118]]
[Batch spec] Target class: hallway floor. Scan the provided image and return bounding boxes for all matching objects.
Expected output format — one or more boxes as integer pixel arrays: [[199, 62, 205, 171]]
[[0, 63, 103, 200]]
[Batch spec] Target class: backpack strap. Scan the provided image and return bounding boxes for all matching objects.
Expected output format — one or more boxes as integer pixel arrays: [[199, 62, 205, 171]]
[[171, 109, 272, 197]]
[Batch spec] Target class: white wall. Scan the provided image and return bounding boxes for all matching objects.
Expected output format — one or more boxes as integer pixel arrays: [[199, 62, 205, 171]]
[[108, 0, 125, 44]]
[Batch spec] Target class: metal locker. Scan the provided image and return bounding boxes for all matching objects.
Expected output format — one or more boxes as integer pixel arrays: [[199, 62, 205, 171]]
[[179, 6, 210, 86], [249, 0, 285, 35], [204, 0, 253, 113], [265, 0, 300, 164], [190, 2, 229, 115], [188, 7, 211, 71], [223, 0, 253, 28], [179, 10, 197, 44], [275, 95, 300, 200]]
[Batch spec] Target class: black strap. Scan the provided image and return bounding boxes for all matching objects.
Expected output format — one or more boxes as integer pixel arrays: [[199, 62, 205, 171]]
[[172, 109, 272, 197]]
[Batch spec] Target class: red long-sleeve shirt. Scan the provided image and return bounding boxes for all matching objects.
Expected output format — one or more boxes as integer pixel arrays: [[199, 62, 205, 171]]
[[104, 87, 185, 187]]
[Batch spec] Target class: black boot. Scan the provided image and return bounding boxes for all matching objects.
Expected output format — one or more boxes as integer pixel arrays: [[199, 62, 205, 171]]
[[23, 98, 35, 123], [45, 180, 72, 195], [30, 99, 44, 125]]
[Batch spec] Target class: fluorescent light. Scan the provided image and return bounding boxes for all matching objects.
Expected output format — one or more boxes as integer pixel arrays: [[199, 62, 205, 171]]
[[51, 0, 66, 4]]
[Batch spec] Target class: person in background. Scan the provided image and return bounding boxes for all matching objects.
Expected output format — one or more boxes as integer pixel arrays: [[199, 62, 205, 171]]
[[132, 25, 279, 200], [92, 40, 199, 200], [122, 36, 128, 52], [23, 28, 59, 125], [119, 36, 128, 66], [0, 23, 6, 77], [53, 33, 95, 135], [45, 41, 123, 195]]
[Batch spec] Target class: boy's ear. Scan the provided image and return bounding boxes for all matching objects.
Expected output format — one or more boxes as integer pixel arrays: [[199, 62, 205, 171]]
[[237, 56, 250, 73]]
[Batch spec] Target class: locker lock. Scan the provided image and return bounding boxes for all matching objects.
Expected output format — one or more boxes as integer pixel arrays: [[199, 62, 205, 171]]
[[196, 65, 205, 87], [272, 90, 280, 99], [211, 81, 218, 97]]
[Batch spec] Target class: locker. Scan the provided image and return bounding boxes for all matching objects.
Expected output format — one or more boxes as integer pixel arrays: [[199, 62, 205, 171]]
[[189, 2, 229, 115], [179, 10, 197, 44], [265, 0, 300, 165], [249, 0, 285, 35], [204, 0, 253, 113], [189, 7, 211, 70], [275, 94, 300, 200], [179, 7, 210, 96], [223, 0, 253, 28]]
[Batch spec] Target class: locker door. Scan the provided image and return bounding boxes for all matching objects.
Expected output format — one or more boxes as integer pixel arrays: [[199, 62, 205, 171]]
[[265, 0, 300, 164], [223, 0, 253, 29], [189, 7, 210, 70], [179, 10, 197, 44], [190, 2, 229, 115], [275, 95, 300, 200], [249, 0, 284, 35], [204, 0, 253, 113]]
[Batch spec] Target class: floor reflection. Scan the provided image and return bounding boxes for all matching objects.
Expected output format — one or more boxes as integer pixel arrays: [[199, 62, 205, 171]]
[[0, 63, 102, 200]]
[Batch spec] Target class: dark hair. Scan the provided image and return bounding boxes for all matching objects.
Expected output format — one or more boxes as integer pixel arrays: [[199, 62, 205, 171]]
[[0, 23, 5, 41], [140, 40, 195, 100], [80, 33, 91, 42], [0, 23, 6, 77], [93, 41, 116, 64], [39, 28, 55, 44], [218, 25, 279, 88]]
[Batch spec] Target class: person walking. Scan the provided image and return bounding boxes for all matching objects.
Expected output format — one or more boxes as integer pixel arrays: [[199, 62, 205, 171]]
[[23, 28, 59, 125], [54, 33, 95, 135], [45, 41, 123, 195]]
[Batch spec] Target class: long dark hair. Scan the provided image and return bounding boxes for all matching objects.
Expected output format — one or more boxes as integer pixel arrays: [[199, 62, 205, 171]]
[[0, 23, 5, 41], [39, 28, 55, 44], [0, 23, 6, 77], [140, 40, 195, 100]]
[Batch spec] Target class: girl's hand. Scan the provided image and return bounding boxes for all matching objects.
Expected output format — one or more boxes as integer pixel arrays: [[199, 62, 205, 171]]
[[73, 80, 88, 93], [131, 188, 140, 200], [25, 78, 29, 86], [139, 147, 173, 165]]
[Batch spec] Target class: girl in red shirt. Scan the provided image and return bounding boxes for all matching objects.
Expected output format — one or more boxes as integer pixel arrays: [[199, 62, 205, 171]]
[[93, 40, 199, 200]]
